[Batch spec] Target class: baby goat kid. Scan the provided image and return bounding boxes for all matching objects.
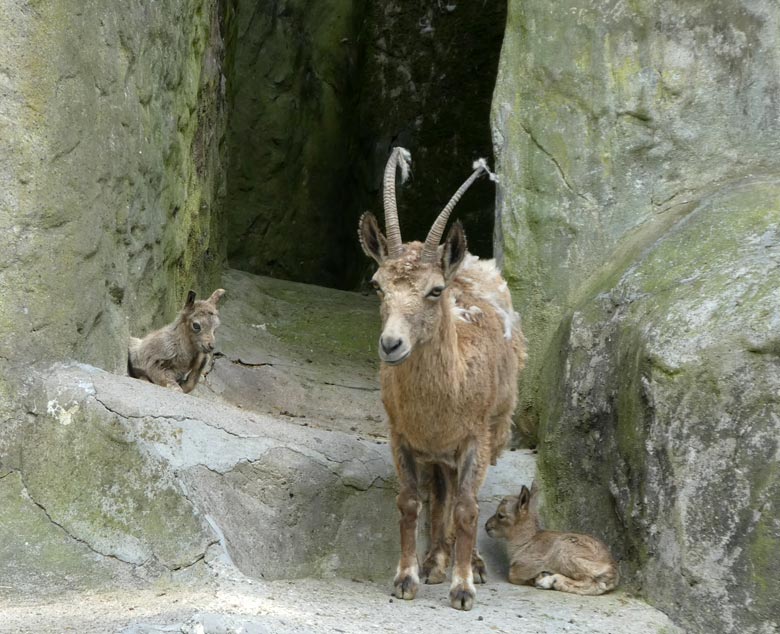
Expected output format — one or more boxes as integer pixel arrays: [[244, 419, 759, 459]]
[[128, 289, 225, 393], [485, 483, 619, 595], [359, 148, 526, 611]]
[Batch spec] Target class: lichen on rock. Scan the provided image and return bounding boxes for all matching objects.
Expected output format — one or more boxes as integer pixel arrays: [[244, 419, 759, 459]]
[[493, 1, 780, 631]]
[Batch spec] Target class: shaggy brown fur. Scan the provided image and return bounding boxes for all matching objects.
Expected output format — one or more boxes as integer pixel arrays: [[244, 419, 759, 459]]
[[128, 289, 225, 393], [360, 207, 525, 610], [485, 483, 619, 596]]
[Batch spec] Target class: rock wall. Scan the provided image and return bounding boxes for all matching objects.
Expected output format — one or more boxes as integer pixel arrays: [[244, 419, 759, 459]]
[[223, 0, 362, 288], [224, 0, 505, 288], [543, 183, 779, 633], [493, 1, 780, 632], [0, 0, 228, 375], [0, 0, 229, 565], [493, 0, 780, 441]]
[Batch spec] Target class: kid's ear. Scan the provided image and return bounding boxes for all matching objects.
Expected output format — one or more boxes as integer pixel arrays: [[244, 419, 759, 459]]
[[358, 212, 389, 265], [184, 290, 197, 309], [517, 485, 531, 511], [208, 288, 226, 305], [441, 221, 467, 281]]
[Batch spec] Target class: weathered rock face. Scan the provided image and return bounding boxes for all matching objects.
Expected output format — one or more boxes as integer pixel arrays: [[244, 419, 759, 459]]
[[10, 361, 393, 586], [541, 183, 779, 633], [0, 0, 228, 374], [493, 0, 780, 440], [0, 2, 229, 589], [224, 0, 505, 288], [493, 1, 780, 632], [223, 0, 362, 288]]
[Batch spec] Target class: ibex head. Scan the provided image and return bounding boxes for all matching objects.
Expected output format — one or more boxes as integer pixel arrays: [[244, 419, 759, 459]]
[[485, 481, 539, 539], [180, 288, 225, 354], [358, 147, 495, 365]]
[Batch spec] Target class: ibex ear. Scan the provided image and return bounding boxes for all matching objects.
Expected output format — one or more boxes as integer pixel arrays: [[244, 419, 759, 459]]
[[208, 288, 226, 305], [184, 291, 197, 309], [359, 212, 389, 264], [441, 221, 467, 281], [517, 485, 531, 512]]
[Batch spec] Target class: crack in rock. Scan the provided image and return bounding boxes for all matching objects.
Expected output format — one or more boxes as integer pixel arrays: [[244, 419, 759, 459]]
[[92, 391, 257, 441], [18, 472, 143, 569], [322, 381, 380, 392], [519, 122, 593, 205]]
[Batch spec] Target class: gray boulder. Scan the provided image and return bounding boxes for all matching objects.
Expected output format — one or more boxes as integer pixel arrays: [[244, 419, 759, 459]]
[[539, 183, 780, 633], [493, 1, 780, 631]]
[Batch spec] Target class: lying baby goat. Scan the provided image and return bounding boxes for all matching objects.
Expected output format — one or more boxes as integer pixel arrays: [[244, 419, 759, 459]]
[[128, 289, 225, 393], [485, 482, 619, 595]]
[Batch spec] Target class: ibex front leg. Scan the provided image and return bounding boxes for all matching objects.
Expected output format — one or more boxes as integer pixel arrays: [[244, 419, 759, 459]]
[[392, 439, 421, 600], [179, 352, 209, 394], [450, 438, 487, 610]]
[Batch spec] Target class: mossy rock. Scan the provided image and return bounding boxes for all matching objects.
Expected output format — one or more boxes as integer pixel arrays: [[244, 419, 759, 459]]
[[0, 471, 139, 596], [537, 181, 780, 633], [22, 371, 212, 569], [493, 0, 780, 443]]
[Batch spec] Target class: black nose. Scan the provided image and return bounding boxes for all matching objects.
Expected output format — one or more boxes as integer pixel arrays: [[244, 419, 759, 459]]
[[380, 336, 402, 355]]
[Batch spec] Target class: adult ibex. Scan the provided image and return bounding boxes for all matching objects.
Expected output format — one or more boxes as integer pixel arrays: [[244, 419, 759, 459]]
[[358, 147, 526, 610]]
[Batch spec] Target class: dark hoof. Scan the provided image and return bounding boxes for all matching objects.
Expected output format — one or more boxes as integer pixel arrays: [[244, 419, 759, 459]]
[[472, 559, 488, 584], [449, 583, 475, 611], [534, 572, 556, 590], [393, 574, 419, 600], [424, 568, 447, 584]]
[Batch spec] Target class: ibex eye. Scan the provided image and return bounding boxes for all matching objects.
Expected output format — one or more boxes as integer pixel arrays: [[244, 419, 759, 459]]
[[426, 286, 445, 299], [192, 322, 202, 332], [497, 512, 506, 520]]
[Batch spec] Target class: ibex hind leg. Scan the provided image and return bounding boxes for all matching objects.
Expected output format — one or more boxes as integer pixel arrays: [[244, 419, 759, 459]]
[[471, 548, 487, 584], [421, 464, 453, 585]]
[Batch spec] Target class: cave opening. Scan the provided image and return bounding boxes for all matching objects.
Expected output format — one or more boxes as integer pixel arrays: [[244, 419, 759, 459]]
[[222, 1, 507, 290]]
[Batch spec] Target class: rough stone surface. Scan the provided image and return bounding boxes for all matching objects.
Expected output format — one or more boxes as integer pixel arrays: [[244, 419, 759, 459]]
[[199, 269, 384, 437], [0, 0, 227, 373], [538, 182, 780, 634], [492, 0, 780, 441], [0, 470, 141, 597], [492, 3, 780, 632], [11, 362, 397, 583], [223, 0, 361, 287], [1, 572, 683, 634], [224, 0, 505, 288]]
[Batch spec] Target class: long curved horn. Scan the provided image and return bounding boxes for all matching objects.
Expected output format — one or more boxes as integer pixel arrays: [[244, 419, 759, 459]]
[[383, 147, 412, 258], [420, 158, 497, 263]]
